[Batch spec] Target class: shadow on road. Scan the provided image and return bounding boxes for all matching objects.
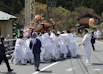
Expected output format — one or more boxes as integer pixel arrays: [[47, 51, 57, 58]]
[[0, 72, 16, 74], [95, 50, 103, 52], [15, 62, 34, 66], [40, 70, 52, 73], [92, 63, 103, 65], [40, 54, 83, 63], [76, 54, 82, 58]]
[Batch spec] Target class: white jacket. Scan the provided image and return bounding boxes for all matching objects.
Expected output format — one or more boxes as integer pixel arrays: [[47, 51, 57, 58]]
[[81, 33, 92, 56]]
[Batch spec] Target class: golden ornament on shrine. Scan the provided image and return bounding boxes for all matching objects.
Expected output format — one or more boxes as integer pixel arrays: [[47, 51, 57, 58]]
[[50, 18, 54, 21], [34, 15, 42, 21], [33, 15, 55, 32]]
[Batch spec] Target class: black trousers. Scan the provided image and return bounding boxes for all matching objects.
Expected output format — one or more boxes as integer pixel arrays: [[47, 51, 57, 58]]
[[34, 54, 40, 70], [92, 43, 95, 51], [0, 55, 11, 70]]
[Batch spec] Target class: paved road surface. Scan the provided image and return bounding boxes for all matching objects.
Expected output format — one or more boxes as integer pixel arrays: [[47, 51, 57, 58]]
[[1, 37, 103, 74]]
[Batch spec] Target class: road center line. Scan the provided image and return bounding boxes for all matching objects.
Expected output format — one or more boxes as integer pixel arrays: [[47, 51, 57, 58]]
[[32, 62, 58, 74]]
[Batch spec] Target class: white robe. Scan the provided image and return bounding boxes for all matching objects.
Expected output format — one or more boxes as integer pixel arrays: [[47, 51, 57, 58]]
[[25, 38, 34, 60], [14, 39, 25, 64], [57, 35, 68, 54], [81, 33, 92, 56], [42, 33, 55, 59], [94, 31, 97, 38], [60, 33, 69, 50], [37, 36, 45, 61], [65, 33, 78, 57], [81, 33, 92, 63], [96, 30, 101, 38], [50, 32, 59, 59], [66, 33, 78, 50]]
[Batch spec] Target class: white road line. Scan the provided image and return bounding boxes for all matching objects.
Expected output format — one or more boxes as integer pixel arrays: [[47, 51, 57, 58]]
[[32, 62, 58, 74], [66, 67, 79, 72], [93, 69, 101, 71]]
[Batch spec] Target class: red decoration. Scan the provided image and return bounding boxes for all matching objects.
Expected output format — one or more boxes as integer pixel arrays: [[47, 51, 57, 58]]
[[93, 21, 95, 24]]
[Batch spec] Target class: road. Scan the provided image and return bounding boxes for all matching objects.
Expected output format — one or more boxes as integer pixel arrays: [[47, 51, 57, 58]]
[[0, 37, 103, 74]]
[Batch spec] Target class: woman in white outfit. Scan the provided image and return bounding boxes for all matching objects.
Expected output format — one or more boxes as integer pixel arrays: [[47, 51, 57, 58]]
[[79, 30, 92, 64], [14, 35, 25, 65]]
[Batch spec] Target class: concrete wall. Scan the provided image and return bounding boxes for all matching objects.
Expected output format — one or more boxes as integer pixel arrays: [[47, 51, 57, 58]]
[[79, 17, 90, 24], [4, 19, 14, 39], [0, 19, 14, 39], [0, 21, 5, 36]]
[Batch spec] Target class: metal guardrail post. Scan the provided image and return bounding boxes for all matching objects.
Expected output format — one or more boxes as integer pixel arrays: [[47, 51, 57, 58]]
[[4, 39, 16, 55]]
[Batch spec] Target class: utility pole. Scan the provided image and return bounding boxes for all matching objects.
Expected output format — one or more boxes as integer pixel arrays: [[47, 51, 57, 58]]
[[46, 0, 49, 23], [28, 0, 30, 27], [30, 0, 35, 27], [25, 0, 27, 27], [67, 11, 68, 30], [25, 0, 35, 27], [51, 0, 53, 18], [49, 0, 56, 19]]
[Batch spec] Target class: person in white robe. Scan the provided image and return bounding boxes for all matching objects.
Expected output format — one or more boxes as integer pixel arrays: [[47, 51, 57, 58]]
[[65, 30, 78, 58], [58, 32, 68, 58], [14, 35, 25, 65], [41, 31, 56, 60], [61, 32, 69, 51], [10, 36, 34, 64], [50, 32, 60, 60], [79, 30, 92, 64], [25, 36, 34, 63], [56, 32, 62, 59], [37, 33, 45, 62], [94, 30, 97, 38], [96, 30, 101, 39]]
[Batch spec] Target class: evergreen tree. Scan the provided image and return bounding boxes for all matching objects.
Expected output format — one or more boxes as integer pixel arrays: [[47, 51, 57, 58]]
[[0, 0, 103, 15], [35, 0, 103, 15]]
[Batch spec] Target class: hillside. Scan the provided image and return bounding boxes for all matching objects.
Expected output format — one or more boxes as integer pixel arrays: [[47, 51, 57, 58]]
[[0, 0, 24, 15], [36, 0, 103, 15], [0, 0, 103, 15], [15, 2, 100, 31], [0, 0, 102, 31]]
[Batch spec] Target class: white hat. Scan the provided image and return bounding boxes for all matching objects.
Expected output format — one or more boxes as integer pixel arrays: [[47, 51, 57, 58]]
[[57, 31, 61, 34]]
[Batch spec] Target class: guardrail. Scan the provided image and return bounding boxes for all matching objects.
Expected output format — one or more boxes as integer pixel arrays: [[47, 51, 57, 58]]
[[4, 39, 16, 55]]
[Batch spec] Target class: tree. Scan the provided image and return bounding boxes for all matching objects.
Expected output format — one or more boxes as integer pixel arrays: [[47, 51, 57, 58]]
[[11, 0, 22, 14], [17, 2, 100, 31], [100, 22, 103, 26], [0, 1, 10, 13], [101, 12, 103, 19], [0, 0, 23, 15], [35, 0, 103, 15], [0, 0, 103, 15]]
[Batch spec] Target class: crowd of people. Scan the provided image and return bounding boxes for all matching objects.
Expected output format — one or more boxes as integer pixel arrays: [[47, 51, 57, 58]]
[[14, 30, 78, 65], [8, 30, 77, 71], [0, 29, 97, 72]]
